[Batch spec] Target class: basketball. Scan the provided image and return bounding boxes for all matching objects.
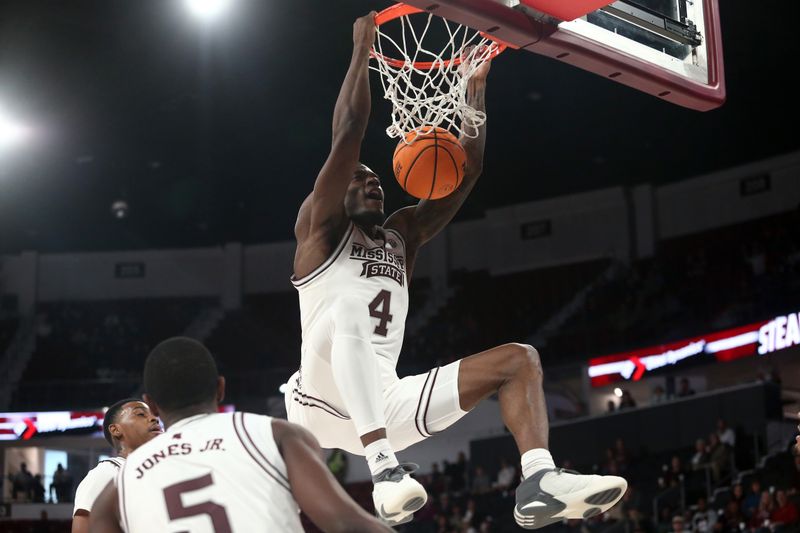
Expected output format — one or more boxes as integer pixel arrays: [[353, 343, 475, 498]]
[[392, 126, 466, 200]]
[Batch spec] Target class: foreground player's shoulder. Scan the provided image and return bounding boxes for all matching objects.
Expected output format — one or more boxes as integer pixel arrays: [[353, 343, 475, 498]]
[[73, 458, 123, 514], [271, 418, 318, 452]]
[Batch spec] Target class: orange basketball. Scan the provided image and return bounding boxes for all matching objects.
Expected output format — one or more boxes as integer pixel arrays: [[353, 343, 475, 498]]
[[392, 126, 466, 200]]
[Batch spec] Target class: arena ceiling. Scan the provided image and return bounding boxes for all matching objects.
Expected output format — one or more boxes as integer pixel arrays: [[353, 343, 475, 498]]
[[0, 0, 798, 253]]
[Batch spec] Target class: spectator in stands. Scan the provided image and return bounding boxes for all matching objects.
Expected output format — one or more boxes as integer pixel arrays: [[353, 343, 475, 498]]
[[662, 455, 685, 488], [731, 483, 745, 507], [619, 390, 637, 410], [707, 432, 730, 482], [770, 489, 799, 532], [9, 462, 33, 501], [607, 399, 617, 413], [31, 474, 45, 503], [430, 462, 446, 494], [677, 378, 695, 398], [651, 385, 669, 405], [691, 496, 717, 532], [493, 458, 516, 492], [462, 499, 478, 530], [435, 513, 449, 533], [437, 492, 453, 517], [448, 451, 468, 494], [49, 463, 73, 503], [449, 504, 464, 531], [717, 419, 736, 448], [690, 438, 709, 471], [743, 479, 763, 518], [603, 447, 618, 474], [717, 500, 745, 533], [470, 466, 490, 495], [749, 490, 774, 531], [669, 514, 688, 533]]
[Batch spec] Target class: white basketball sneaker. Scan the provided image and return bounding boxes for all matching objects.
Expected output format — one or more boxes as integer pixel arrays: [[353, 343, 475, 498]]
[[514, 468, 627, 529], [372, 463, 428, 526]]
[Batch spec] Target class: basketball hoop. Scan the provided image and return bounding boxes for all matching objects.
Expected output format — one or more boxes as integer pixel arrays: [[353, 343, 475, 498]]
[[370, 4, 507, 142]]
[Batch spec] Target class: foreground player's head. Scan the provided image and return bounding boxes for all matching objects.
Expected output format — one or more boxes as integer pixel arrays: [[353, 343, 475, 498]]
[[103, 398, 162, 456], [345, 163, 385, 228], [143, 337, 225, 428]]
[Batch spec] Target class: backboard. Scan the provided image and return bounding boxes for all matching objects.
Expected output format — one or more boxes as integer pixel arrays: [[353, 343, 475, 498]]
[[381, 0, 725, 110]]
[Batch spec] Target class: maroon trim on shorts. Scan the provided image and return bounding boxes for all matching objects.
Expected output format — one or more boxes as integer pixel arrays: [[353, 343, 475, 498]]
[[240, 413, 289, 485], [422, 367, 441, 437], [292, 389, 350, 420], [414, 370, 434, 438], [291, 224, 354, 288], [232, 413, 291, 492]]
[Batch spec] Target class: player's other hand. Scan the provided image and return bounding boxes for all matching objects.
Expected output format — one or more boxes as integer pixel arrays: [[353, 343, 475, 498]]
[[354, 12, 377, 48], [459, 45, 492, 82]]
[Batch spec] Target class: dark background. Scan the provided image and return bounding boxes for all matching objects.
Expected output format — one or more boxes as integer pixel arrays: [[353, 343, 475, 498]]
[[0, 0, 797, 254]]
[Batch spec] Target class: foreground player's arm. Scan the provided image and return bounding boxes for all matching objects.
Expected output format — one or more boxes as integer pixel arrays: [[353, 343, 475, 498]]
[[306, 13, 376, 232], [273, 419, 393, 533], [71, 513, 88, 533], [89, 482, 123, 533], [385, 62, 490, 250]]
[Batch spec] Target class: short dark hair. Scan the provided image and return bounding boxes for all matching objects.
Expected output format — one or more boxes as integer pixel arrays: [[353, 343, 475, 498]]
[[144, 337, 219, 412], [103, 398, 140, 447]]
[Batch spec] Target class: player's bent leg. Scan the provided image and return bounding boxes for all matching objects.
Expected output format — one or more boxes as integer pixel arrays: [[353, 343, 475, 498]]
[[457, 343, 627, 530], [457, 343, 548, 451]]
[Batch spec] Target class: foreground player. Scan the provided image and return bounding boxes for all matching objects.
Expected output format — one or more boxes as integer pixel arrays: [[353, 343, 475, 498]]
[[71, 399, 161, 533], [286, 12, 627, 529], [90, 337, 391, 533]]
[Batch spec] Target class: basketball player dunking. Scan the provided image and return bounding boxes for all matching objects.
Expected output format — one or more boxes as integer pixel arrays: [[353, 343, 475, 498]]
[[286, 12, 628, 529], [90, 337, 391, 533]]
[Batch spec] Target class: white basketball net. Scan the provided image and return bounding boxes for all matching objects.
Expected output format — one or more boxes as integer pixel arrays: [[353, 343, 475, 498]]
[[370, 11, 502, 142]]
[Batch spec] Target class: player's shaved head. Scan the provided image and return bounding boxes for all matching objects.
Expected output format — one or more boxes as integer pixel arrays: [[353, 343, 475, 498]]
[[144, 337, 219, 412]]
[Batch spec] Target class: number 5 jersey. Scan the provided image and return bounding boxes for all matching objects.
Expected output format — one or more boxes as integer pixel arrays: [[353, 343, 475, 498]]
[[117, 412, 302, 532]]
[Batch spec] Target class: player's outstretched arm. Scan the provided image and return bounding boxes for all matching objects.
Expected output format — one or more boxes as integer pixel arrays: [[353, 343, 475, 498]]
[[307, 13, 376, 233], [273, 419, 393, 533], [385, 61, 490, 249], [88, 482, 123, 533]]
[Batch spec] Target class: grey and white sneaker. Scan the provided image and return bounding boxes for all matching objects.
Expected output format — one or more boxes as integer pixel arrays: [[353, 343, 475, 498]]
[[514, 468, 627, 529], [372, 463, 427, 526]]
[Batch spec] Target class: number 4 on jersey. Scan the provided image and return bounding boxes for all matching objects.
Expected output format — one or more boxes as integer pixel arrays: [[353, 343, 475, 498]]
[[368, 290, 393, 336]]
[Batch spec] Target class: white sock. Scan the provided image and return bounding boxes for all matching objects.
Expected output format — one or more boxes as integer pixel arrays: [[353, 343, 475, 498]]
[[365, 439, 399, 478], [521, 448, 556, 479]]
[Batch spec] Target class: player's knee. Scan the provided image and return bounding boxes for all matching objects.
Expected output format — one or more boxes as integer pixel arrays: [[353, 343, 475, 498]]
[[508, 343, 542, 377]]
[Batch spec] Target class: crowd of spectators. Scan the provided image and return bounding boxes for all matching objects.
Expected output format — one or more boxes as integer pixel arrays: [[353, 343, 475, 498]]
[[545, 210, 800, 364], [10, 299, 209, 409], [6, 462, 73, 504]]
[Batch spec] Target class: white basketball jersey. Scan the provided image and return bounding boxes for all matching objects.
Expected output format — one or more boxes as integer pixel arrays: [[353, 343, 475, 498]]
[[73, 457, 124, 515], [292, 223, 409, 382], [117, 412, 302, 533]]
